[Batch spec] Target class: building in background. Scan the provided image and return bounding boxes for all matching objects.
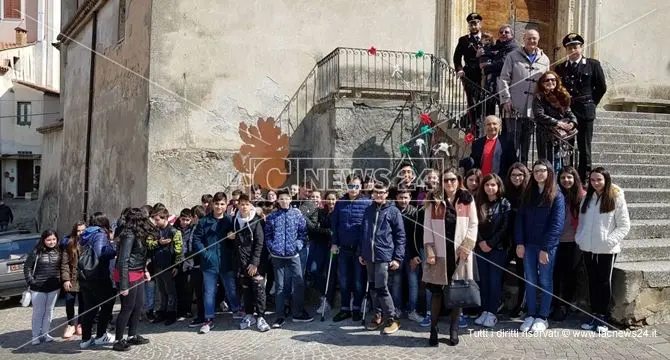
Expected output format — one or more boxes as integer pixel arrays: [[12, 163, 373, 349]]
[[0, 0, 60, 201]]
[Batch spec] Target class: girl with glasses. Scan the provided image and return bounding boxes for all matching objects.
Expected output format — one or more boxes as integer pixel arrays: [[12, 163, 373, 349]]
[[504, 163, 530, 318]]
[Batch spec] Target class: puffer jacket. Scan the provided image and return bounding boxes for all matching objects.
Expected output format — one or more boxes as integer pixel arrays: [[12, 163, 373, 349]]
[[115, 231, 148, 291], [79, 226, 116, 282], [231, 209, 264, 273], [515, 190, 566, 251], [264, 207, 307, 258], [575, 185, 631, 254], [533, 96, 578, 134], [360, 202, 406, 263], [478, 197, 512, 250], [24, 247, 61, 293], [399, 205, 424, 260], [192, 214, 231, 273], [331, 194, 372, 248], [60, 244, 80, 292], [498, 46, 550, 117]]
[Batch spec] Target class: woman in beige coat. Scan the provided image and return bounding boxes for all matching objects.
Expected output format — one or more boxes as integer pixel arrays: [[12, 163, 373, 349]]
[[423, 167, 478, 347]]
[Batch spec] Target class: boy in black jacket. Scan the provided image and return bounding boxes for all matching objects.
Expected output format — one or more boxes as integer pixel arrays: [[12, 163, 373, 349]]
[[227, 194, 270, 332]]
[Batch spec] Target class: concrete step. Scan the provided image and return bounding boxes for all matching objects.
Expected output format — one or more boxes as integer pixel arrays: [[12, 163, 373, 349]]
[[597, 110, 670, 121], [628, 219, 670, 240], [616, 175, 670, 189], [595, 125, 670, 135], [591, 133, 670, 144], [627, 203, 670, 220], [614, 260, 670, 288], [622, 188, 670, 203], [596, 117, 670, 128], [591, 142, 670, 153], [618, 239, 670, 262], [597, 164, 670, 177], [592, 152, 670, 165]]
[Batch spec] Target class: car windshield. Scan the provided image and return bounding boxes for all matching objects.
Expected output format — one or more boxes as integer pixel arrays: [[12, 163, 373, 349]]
[[0, 238, 39, 261]]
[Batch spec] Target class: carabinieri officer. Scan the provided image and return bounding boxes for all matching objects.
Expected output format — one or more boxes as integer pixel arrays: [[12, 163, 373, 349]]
[[555, 33, 607, 183]]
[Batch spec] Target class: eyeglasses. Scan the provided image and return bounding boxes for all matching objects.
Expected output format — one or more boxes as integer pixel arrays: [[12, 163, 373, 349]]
[[347, 184, 360, 189], [543, 78, 557, 83], [511, 173, 525, 178], [499, 30, 511, 34], [533, 168, 548, 174], [443, 178, 458, 183], [373, 190, 387, 195]]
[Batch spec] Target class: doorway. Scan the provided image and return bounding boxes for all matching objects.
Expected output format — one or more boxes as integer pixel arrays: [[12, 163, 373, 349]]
[[16, 160, 34, 197]]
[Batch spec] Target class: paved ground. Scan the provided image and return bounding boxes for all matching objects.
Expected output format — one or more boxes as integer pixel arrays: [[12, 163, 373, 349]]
[[3, 198, 39, 232], [0, 299, 669, 360]]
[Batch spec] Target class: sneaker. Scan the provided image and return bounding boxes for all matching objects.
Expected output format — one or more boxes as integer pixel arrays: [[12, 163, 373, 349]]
[[31, 338, 41, 346], [232, 310, 246, 320], [420, 314, 432, 328], [257, 317, 271, 332], [145, 311, 155, 322], [112, 339, 131, 352], [352, 311, 362, 322], [94, 332, 115, 346], [43, 334, 55, 343], [316, 298, 331, 315], [79, 338, 95, 349], [458, 314, 468, 328], [127, 335, 150, 345], [366, 314, 383, 331], [272, 318, 285, 328], [530, 318, 548, 332], [189, 318, 206, 328], [474, 311, 489, 326], [408, 310, 423, 323], [219, 301, 229, 313], [292, 311, 314, 323], [482, 313, 498, 328], [198, 321, 214, 334], [595, 321, 608, 334], [76, 324, 82, 336], [240, 314, 257, 330], [382, 318, 400, 335], [333, 311, 352, 322], [581, 318, 596, 331], [63, 325, 76, 339], [520, 316, 535, 332]]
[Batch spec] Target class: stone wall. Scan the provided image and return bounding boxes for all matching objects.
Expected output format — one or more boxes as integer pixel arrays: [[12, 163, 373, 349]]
[[613, 267, 670, 326], [36, 123, 63, 233]]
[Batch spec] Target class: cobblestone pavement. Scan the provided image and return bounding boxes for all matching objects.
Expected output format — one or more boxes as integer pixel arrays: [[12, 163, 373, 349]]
[[1, 299, 669, 360]]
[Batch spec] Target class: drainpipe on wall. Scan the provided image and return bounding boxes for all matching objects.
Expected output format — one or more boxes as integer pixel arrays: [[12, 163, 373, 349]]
[[82, 12, 97, 221]]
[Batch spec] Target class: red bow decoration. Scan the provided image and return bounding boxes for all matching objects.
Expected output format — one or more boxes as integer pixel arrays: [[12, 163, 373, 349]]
[[464, 133, 475, 144], [420, 113, 432, 125], [368, 46, 377, 56]]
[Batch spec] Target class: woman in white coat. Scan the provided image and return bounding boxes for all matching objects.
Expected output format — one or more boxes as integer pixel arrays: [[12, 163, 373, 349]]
[[575, 167, 630, 333]]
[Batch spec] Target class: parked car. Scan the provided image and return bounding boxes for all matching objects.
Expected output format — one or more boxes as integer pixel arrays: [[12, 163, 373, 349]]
[[0, 233, 41, 300]]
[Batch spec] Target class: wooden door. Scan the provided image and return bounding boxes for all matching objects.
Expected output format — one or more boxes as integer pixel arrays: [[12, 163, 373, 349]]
[[476, 0, 557, 61]]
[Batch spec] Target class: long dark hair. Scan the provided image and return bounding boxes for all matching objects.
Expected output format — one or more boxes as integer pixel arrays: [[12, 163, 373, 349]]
[[476, 173, 505, 223], [558, 166, 583, 218], [523, 159, 558, 207], [119, 208, 158, 242], [35, 229, 59, 253], [505, 162, 530, 204], [89, 212, 112, 233], [581, 167, 616, 214], [66, 220, 86, 266], [536, 70, 571, 109]]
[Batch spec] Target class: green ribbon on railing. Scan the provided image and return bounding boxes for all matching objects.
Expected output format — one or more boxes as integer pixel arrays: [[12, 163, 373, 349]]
[[415, 49, 425, 58], [399, 144, 410, 154], [420, 125, 433, 135]]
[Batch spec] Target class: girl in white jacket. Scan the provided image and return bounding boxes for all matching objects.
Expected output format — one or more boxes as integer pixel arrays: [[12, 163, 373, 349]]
[[575, 167, 630, 333]]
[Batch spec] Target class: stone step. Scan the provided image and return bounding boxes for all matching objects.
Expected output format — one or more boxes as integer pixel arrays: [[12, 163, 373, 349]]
[[618, 239, 670, 262], [595, 125, 670, 135], [597, 110, 670, 121], [627, 203, 670, 220], [591, 142, 670, 154], [591, 133, 670, 145], [596, 117, 670, 128], [597, 164, 670, 177], [628, 219, 670, 240], [614, 260, 670, 288], [591, 152, 670, 165], [616, 175, 670, 189], [622, 188, 670, 203]]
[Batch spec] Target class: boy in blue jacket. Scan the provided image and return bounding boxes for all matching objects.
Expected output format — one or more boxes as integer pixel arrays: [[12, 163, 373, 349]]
[[359, 181, 406, 335], [265, 190, 312, 328]]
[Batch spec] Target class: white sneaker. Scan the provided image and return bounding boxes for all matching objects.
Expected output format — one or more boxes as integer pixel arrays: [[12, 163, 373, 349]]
[[581, 319, 596, 331], [530, 318, 548, 332], [94, 332, 115, 346], [31, 338, 41, 346], [220, 301, 229, 312], [79, 338, 95, 349], [239, 314, 257, 330], [408, 310, 423, 323], [199, 321, 213, 334], [474, 311, 489, 326], [596, 323, 608, 333], [520, 316, 535, 332], [482, 313, 498, 328], [257, 317, 270, 332], [43, 334, 55, 343]]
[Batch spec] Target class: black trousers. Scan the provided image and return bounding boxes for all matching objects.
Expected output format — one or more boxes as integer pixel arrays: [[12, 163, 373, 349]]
[[115, 280, 145, 339], [583, 252, 617, 316], [189, 269, 205, 320], [553, 242, 582, 306], [65, 291, 84, 326], [175, 269, 192, 316], [80, 281, 116, 341], [508, 248, 525, 307], [462, 70, 483, 133], [241, 274, 266, 317], [577, 119, 594, 181]]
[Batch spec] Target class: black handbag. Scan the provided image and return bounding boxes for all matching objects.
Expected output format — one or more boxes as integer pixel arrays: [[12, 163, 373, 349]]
[[443, 260, 481, 309]]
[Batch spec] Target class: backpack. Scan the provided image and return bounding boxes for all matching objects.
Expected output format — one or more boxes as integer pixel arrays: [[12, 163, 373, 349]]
[[77, 241, 104, 282]]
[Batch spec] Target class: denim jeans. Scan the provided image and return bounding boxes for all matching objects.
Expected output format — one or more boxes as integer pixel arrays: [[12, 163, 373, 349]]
[[477, 248, 508, 314], [337, 247, 366, 311], [367, 262, 396, 318], [523, 245, 557, 319], [30, 290, 59, 339], [144, 279, 155, 312], [203, 270, 240, 320], [272, 256, 305, 317], [405, 260, 421, 312], [388, 258, 406, 312], [307, 243, 336, 303], [285, 245, 309, 299]]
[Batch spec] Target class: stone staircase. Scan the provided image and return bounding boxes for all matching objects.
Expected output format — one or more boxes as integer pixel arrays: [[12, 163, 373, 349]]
[[593, 110, 670, 326]]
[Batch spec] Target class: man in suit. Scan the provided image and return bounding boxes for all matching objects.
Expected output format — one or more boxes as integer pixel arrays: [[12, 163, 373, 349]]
[[453, 12, 484, 134], [555, 33, 607, 182], [460, 115, 518, 177]]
